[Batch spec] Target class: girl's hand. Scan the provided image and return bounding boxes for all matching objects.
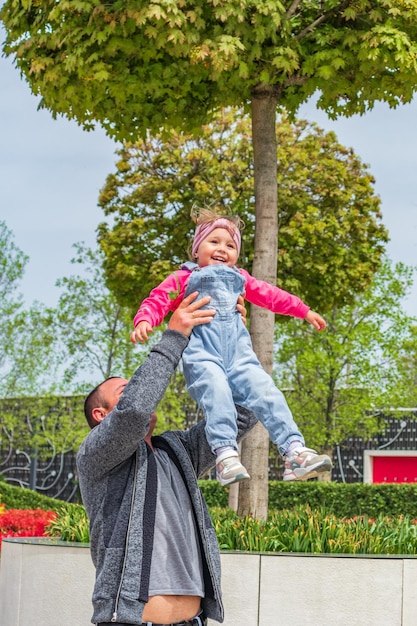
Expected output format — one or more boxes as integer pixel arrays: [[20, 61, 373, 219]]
[[130, 321, 153, 344], [305, 310, 326, 331], [168, 291, 216, 337]]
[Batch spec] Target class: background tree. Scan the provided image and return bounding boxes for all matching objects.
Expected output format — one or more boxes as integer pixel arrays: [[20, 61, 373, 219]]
[[53, 243, 138, 391], [0, 220, 28, 392], [53, 242, 196, 432], [4, 0, 415, 515], [98, 110, 389, 508], [396, 324, 417, 400], [98, 111, 387, 314], [274, 258, 417, 465], [0, 220, 59, 396], [0, 222, 81, 463], [0, 238, 195, 461]]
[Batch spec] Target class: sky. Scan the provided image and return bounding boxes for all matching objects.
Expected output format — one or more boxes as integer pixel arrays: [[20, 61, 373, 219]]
[[1, 27, 416, 317]]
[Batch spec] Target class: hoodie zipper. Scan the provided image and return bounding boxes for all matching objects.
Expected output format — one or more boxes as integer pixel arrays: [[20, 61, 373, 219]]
[[111, 450, 139, 622], [176, 435, 224, 618]]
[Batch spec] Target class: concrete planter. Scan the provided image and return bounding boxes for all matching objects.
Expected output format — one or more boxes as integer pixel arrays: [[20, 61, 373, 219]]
[[0, 537, 94, 625], [1, 537, 417, 626]]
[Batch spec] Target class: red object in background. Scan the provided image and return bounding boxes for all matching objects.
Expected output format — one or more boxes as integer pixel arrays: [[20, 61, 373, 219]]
[[372, 455, 417, 483], [0, 508, 56, 548]]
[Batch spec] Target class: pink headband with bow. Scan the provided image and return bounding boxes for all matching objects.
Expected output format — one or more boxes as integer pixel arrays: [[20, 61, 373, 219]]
[[192, 218, 241, 258]]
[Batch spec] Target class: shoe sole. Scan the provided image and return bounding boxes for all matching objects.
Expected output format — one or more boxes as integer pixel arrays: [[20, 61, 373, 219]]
[[217, 472, 251, 486], [283, 459, 333, 482]]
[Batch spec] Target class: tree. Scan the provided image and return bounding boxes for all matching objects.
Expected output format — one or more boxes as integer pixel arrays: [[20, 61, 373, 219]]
[[53, 243, 142, 391], [396, 324, 417, 400], [0, 220, 27, 389], [0, 222, 78, 468], [4, 0, 416, 515], [98, 110, 387, 314], [97, 109, 389, 509], [0, 221, 59, 396], [274, 258, 417, 460], [3, 2, 417, 139], [53, 243, 196, 432]]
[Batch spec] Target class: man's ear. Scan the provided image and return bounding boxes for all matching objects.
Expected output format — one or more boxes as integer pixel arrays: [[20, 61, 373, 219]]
[[92, 407, 107, 425]]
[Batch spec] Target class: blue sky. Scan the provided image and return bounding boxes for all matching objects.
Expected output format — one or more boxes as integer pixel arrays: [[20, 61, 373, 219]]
[[1, 27, 416, 317]]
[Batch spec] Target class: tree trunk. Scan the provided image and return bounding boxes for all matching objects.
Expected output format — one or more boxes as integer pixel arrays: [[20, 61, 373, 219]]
[[238, 86, 279, 520], [317, 446, 334, 482], [228, 442, 242, 510]]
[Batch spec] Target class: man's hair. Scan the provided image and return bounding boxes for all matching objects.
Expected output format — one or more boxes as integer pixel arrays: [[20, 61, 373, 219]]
[[84, 376, 120, 429]]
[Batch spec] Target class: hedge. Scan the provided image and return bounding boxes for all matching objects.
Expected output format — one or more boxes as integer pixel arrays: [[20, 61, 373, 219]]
[[0, 480, 71, 514], [3, 479, 417, 519], [199, 480, 417, 518]]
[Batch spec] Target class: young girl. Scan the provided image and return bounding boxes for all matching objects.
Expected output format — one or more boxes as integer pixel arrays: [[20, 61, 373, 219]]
[[131, 208, 332, 486]]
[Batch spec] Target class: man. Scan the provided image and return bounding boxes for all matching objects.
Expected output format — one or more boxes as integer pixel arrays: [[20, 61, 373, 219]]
[[77, 291, 257, 626]]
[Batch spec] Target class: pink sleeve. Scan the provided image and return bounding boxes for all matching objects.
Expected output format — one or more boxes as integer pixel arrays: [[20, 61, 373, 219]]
[[133, 271, 189, 328], [240, 269, 310, 319]]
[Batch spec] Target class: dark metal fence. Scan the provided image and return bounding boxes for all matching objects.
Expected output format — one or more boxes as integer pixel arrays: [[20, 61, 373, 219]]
[[0, 394, 86, 503], [1, 395, 417, 502], [0, 447, 81, 502]]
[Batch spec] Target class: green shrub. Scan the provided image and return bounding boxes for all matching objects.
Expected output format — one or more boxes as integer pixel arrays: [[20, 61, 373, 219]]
[[198, 480, 229, 508], [266, 481, 417, 517], [46, 503, 90, 543], [5, 480, 417, 518], [45, 502, 417, 554], [5, 481, 417, 553], [199, 480, 417, 517], [0, 482, 73, 514]]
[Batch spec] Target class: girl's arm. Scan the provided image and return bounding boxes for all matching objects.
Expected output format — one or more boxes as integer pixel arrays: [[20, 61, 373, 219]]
[[131, 271, 188, 334], [241, 270, 326, 329], [241, 269, 310, 318]]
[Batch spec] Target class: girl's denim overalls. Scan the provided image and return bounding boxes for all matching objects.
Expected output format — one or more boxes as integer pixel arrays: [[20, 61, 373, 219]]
[[182, 264, 304, 455]]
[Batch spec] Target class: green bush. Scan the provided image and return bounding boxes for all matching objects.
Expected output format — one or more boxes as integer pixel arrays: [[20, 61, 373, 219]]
[[198, 479, 229, 508], [5, 481, 417, 554], [266, 481, 417, 517], [4, 480, 417, 518], [198, 480, 417, 517], [45, 503, 417, 554], [0, 482, 73, 514]]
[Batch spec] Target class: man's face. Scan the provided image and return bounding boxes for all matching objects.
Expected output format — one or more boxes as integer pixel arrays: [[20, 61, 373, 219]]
[[94, 378, 158, 439], [100, 377, 129, 415]]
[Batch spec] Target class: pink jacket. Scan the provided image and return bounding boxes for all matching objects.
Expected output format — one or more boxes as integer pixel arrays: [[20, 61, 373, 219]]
[[133, 266, 310, 329]]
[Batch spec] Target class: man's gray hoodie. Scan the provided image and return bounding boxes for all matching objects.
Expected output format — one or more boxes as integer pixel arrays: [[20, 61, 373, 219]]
[[76, 329, 258, 625]]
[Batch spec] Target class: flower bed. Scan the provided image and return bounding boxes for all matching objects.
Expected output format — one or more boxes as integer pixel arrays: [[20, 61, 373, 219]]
[[0, 505, 56, 548], [211, 506, 417, 554]]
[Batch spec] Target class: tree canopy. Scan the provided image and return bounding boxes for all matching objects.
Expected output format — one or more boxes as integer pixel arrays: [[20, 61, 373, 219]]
[[97, 111, 388, 315], [2, 1, 417, 139]]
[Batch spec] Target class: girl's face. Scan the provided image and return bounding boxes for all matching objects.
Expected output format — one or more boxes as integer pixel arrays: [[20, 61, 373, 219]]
[[194, 227, 239, 268]]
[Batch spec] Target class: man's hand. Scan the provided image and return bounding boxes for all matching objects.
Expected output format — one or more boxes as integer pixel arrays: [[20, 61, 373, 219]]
[[236, 294, 247, 325], [168, 291, 216, 337], [305, 309, 326, 331]]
